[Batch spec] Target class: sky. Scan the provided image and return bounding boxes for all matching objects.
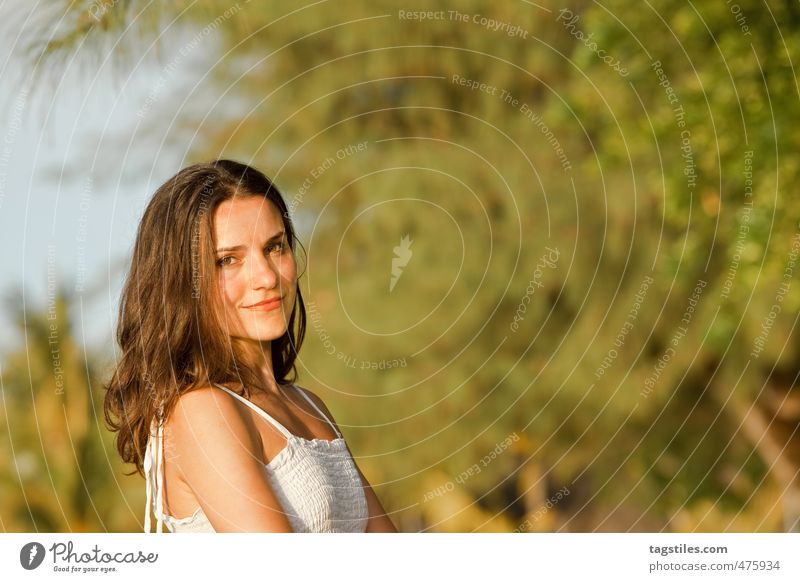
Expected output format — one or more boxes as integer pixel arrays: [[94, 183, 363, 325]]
[[0, 6, 231, 358]]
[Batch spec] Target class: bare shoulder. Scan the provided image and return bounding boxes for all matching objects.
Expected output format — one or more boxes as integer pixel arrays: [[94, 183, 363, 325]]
[[169, 385, 248, 427], [165, 385, 261, 462], [161, 384, 292, 532]]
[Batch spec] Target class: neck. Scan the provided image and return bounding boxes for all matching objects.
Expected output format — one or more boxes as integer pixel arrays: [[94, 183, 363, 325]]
[[233, 337, 281, 396]]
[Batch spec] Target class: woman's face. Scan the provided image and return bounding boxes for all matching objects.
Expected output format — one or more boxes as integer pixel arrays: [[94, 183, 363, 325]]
[[212, 195, 297, 343]]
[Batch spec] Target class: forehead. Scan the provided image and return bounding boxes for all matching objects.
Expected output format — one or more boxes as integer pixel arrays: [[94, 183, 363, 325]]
[[213, 196, 284, 243]]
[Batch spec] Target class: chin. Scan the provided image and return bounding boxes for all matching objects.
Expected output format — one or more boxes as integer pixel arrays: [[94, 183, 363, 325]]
[[242, 325, 288, 342]]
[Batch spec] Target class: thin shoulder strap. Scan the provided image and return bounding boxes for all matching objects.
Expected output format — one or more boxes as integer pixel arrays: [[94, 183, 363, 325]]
[[293, 384, 342, 438], [213, 383, 293, 439], [143, 418, 165, 533]]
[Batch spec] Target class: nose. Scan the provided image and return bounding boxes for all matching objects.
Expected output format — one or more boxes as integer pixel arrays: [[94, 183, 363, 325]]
[[247, 252, 279, 290]]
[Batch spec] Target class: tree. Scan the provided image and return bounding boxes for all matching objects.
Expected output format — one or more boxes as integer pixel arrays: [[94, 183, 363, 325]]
[[19, 0, 799, 531]]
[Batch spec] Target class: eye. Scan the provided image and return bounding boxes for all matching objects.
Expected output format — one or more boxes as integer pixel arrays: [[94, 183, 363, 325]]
[[216, 255, 237, 267], [267, 241, 287, 254]]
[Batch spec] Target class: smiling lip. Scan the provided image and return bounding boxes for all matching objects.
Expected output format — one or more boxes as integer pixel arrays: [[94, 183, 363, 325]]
[[242, 297, 282, 311]]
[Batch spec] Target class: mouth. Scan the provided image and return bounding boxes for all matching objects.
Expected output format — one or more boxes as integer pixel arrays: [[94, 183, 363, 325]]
[[242, 297, 283, 311]]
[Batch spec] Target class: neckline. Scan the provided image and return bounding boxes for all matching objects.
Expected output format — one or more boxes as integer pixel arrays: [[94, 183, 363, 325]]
[[267, 433, 346, 470], [213, 382, 343, 442], [160, 434, 348, 524]]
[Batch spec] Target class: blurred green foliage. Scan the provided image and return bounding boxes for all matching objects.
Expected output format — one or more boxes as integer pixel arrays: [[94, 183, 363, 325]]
[[3, 0, 799, 532]]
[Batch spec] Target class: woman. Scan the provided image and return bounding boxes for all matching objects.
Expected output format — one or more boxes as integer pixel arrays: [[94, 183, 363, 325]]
[[104, 159, 396, 533]]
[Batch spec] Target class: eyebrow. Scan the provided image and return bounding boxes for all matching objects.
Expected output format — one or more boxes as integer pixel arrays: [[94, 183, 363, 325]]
[[215, 230, 285, 253]]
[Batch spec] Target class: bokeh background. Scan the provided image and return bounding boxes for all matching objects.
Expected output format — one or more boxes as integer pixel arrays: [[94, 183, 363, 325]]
[[1, 0, 799, 533]]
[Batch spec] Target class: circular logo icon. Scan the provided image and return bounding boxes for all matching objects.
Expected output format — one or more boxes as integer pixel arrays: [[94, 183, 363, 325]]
[[19, 542, 46, 570]]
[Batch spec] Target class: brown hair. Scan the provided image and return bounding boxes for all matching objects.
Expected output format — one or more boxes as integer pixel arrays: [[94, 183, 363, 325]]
[[104, 159, 306, 476]]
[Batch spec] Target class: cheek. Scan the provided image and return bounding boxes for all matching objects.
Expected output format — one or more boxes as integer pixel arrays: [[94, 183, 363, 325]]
[[218, 271, 241, 307], [279, 254, 298, 281]]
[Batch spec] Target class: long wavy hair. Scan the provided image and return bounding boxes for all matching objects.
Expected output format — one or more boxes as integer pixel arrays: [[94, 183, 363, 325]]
[[104, 159, 307, 477]]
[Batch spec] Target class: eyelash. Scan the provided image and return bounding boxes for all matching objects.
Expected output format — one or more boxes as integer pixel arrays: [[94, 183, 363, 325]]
[[216, 241, 287, 267]]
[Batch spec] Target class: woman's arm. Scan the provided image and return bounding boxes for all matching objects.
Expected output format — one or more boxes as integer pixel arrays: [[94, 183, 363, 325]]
[[298, 387, 398, 532], [167, 386, 294, 532], [350, 458, 398, 532]]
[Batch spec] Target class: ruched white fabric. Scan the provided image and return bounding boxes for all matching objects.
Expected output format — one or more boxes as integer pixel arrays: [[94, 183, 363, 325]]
[[143, 383, 368, 533]]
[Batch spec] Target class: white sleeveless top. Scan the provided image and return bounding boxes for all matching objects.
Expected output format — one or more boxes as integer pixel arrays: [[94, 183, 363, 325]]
[[142, 383, 369, 533]]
